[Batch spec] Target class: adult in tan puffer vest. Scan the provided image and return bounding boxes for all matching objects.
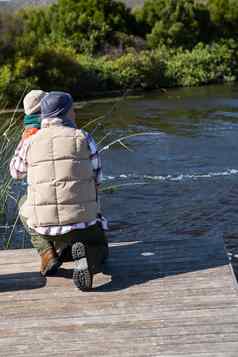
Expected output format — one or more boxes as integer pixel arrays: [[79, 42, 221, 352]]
[[11, 92, 108, 291]]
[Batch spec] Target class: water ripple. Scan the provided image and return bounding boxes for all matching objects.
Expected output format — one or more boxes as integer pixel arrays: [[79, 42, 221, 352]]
[[103, 168, 238, 184]]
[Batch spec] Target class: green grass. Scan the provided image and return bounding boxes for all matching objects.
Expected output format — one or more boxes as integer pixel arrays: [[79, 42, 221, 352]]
[[0, 93, 23, 221]]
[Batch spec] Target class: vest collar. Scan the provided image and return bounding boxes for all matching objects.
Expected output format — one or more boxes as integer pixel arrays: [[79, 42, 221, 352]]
[[41, 118, 64, 128]]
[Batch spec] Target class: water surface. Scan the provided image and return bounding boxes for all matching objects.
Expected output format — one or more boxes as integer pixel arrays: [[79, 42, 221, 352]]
[[2, 84, 238, 261]]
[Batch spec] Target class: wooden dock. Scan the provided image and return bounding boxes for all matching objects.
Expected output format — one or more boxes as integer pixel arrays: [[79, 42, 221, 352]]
[[1, 233, 238, 356]]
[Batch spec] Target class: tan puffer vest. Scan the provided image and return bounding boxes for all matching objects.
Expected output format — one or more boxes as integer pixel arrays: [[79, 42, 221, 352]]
[[21, 124, 98, 228]]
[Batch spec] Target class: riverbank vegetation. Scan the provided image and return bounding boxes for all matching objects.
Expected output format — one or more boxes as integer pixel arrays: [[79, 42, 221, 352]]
[[1, 0, 238, 105]]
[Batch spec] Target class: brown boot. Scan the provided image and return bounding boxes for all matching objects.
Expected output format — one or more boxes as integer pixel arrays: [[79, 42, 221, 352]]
[[40, 248, 61, 276]]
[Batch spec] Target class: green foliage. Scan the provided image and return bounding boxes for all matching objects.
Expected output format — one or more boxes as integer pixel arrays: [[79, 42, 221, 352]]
[[136, 0, 213, 48], [104, 50, 167, 89], [166, 40, 238, 87], [208, 0, 238, 38], [15, 0, 138, 56], [0, 58, 38, 104], [1, 38, 238, 105], [15, 6, 51, 57], [0, 66, 12, 95], [136, 0, 238, 48], [0, 11, 20, 65], [1, 0, 238, 105]]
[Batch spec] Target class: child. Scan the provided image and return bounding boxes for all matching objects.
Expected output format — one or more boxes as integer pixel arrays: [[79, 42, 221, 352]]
[[22, 90, 47, 140], [10, 90, 47, 178]]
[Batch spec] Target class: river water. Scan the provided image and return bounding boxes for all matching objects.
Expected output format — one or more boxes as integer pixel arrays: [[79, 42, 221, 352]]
[[2, 84, 238, 263]]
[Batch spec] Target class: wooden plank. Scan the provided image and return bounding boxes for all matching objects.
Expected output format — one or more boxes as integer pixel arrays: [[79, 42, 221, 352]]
[[0, 230, 237, 357], [1, 337, 238, 356]]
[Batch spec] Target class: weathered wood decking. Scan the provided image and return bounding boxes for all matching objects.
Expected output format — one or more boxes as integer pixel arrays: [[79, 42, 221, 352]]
[[0, 234, 238, 356]]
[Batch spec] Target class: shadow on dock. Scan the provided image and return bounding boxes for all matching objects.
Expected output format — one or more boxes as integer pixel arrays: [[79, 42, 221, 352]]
[[93, 239, 229, 292], [0, 236, 229, 293], [0, 272, 46, 292]]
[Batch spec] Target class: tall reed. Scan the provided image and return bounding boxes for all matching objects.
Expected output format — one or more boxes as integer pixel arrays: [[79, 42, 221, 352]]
[[0, 90, 26, 248], [0, 114, 22, 217]]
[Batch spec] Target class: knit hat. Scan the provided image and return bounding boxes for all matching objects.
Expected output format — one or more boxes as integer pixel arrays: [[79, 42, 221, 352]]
[[41, 92, 73, 119], [23, 90, 48, 115]]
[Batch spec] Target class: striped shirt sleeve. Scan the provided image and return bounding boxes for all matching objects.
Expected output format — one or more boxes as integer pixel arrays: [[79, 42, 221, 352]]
[[9, 139, 30, 180], [84, 131, 103, 185]]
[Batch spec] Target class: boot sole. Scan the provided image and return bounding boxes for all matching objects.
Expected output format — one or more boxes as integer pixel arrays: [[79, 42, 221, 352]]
[[72, 242, 92, 291]]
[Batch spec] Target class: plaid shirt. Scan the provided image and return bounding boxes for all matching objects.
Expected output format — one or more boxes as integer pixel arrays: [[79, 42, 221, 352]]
[[10, 130, 108, 235]]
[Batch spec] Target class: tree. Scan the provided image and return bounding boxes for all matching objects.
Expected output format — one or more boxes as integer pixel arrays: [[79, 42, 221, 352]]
[[136, 0, 213, 48], [208, 0, 238, 38], [15, 6, 51, 56], [0, 11, 20, 65], [48, 0, 138, 54]]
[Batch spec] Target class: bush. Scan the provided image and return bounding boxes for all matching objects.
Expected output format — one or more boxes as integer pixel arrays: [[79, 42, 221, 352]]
[[0, 65, 12, 94], [208, 0, 238, 39], [15, 0, 138, 56], [105, 50, 167, 89], [0, 59, 38, 104], [15, 6, 51, 57], [0, 11, 20, 65], [166, 40, 238, 87], [135, 0, 213, 49], [1, 39, 238, 105]]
